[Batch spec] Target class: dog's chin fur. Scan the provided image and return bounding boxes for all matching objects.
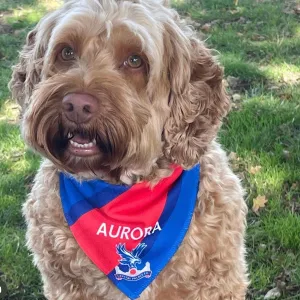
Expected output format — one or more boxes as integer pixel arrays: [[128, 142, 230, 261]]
[[10, 0, 249, 298]]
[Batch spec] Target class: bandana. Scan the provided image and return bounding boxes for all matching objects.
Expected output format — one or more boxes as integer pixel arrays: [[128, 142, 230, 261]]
[[60, 164, 200, 300]]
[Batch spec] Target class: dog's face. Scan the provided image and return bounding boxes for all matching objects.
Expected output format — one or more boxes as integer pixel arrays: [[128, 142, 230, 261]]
[[10, 0, 230, 182]]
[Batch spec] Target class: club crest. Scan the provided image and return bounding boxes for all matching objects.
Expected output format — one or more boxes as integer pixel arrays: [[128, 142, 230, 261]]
[[115, 243, 152, 281]]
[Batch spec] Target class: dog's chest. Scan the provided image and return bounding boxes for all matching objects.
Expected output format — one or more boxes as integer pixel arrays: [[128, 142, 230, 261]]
[[25, 163, 201, 299]]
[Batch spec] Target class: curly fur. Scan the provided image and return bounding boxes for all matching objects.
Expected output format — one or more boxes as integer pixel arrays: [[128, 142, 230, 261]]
[[10, 0, 248, 299]]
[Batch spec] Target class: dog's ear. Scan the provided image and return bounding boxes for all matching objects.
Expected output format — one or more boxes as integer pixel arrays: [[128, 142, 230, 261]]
[[9, 26, 45, 111], [163, 22, 230, 168]]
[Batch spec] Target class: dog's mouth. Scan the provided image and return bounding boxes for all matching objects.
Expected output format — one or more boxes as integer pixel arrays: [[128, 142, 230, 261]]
[[48, 120, 129, 173], [67, 132, 100, 157]]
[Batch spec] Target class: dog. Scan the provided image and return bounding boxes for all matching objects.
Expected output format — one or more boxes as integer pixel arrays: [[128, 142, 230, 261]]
[[9, 0, 248, 299]]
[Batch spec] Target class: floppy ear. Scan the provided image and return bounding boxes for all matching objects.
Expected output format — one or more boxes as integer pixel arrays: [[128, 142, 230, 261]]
[[163, 22, 230, 168], [9, 27, 45, 111]]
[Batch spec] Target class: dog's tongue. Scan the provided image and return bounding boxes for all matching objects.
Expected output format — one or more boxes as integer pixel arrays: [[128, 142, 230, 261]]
[[71, 134, 92, 144]]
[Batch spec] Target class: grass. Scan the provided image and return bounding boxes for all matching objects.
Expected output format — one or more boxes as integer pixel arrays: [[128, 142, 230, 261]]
[[0, 0, 299, 299]]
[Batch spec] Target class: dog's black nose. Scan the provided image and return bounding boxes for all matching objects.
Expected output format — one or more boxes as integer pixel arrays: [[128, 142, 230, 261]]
[[62, 93, 98, 124]]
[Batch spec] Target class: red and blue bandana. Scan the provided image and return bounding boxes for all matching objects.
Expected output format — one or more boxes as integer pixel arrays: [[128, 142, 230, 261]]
[[60, 164, 200, 300]]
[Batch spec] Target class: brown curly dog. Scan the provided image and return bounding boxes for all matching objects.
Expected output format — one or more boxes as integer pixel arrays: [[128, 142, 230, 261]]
[[9, 0, 248, 299]]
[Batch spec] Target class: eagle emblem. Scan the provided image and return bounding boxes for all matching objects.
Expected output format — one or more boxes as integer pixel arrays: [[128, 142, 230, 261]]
[[115, 243, 152, 281], [116, 243, 147, 268]]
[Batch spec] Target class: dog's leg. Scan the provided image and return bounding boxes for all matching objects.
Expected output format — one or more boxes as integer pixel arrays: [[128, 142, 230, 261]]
[[22, 162, 129, 300], [22, 162, 86, 300], [153, 207, 248, 300], [43, 277, 83, 300], [189, 143, 248, 300], [152, 143, 248, 300], [23, 200, 86, 300], [24, 196, 108, 300], [153, 208, 248, 300], [189, 144, 248, 300]]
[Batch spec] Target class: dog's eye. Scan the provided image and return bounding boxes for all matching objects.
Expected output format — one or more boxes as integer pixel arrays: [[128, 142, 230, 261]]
[[126, 55, 143, 68], [61, 47, 75, 61]]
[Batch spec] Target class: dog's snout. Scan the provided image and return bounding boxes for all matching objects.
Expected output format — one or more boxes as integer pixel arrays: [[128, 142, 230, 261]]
[[62, 93, 98, 123]]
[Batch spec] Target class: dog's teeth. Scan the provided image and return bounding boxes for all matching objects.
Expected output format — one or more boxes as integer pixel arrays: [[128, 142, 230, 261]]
[[92, 139, 96, 145], [70, 140, 95, 149], [70, 140, 78, 147], [83, 142, 94, 148], [67, 132, 72, 138]]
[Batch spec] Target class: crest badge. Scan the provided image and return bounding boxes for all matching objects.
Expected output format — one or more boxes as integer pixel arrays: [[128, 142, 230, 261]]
[[115, 243, 152, 281]]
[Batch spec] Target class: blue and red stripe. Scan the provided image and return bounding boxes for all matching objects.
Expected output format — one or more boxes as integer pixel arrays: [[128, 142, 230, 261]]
[[60, 164, 200, 299]]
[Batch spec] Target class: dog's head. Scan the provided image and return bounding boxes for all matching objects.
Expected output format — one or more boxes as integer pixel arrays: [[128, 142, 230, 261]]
[[10, 0, 230, 182]]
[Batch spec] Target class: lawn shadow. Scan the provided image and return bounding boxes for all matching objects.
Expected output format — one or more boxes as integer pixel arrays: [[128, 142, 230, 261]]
[[221, 96, 299, 197], [172, 0, 300, 80], [220, 96, 300, 299]]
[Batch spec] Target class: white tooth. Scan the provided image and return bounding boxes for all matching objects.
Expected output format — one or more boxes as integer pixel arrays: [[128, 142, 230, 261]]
[[70, 140, 94, 149], [68, 132, 72, 138], [92, 139, 96, 145]]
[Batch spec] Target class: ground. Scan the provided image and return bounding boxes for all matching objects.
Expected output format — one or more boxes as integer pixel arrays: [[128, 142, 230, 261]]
[[0, 0, 299, 299]]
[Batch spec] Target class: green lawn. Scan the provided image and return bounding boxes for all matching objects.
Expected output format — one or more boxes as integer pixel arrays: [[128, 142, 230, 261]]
[[0, 0, 299, 299]]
